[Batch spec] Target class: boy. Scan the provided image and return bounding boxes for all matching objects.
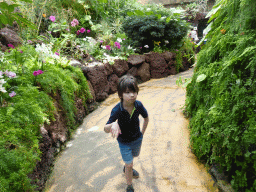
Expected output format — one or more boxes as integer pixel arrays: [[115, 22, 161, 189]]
[[104, 75, 149, 192]]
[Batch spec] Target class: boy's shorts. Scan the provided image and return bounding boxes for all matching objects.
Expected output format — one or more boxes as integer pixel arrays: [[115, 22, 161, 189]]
[[118, 134, 143, 164]]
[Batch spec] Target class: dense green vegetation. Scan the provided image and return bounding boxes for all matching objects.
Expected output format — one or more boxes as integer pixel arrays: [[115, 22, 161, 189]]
[[0, 44, 91, 191], [0, 0, 194, 191], [185, 0, 256, 191]]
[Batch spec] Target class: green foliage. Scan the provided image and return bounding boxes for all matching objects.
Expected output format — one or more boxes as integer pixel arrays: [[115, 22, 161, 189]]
[[122, 12, 189, 53], [0, 85, 52, 191], [0, 46, 91, 190], [185, 0, 256, 191], [0, 0, 36, 29]]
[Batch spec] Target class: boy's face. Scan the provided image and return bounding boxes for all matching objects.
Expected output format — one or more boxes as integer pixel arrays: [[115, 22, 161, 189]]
[[122, 88, 137, 104]]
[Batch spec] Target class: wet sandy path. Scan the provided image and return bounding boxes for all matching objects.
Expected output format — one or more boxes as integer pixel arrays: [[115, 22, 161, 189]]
[[44, 68, 218, 192]]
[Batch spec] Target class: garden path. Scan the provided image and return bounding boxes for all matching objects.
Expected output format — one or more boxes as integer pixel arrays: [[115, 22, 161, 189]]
[[44, 68, 218, 192]]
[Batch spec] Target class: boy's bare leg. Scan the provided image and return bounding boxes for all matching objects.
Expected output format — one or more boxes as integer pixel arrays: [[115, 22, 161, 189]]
[[125, 162, 133, 185]]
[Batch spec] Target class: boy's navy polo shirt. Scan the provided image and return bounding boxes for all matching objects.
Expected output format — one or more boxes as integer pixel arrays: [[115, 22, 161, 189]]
[[106, 100, 148, 143]]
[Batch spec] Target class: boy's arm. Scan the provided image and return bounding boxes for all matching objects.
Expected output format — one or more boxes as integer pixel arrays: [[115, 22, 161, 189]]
[[141, 117, 149, 135]]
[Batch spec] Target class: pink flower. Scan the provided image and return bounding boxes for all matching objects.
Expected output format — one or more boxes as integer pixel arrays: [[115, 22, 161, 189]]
[[76, 30, 80, 35], [20, 50, 23, 53], [80, 27, 86, 33], [106, 45, 111, 50], [66, 28, 70, 31], [123, 38, 125, 40], [55, 52, 59, 56], [6, 71, 16, 78], [175, 49, 179, 52], [71, 19, 79, 27], [33, 71, 39, 76], [7, 44, 15, 49], [114, 42, 121, 49], [100, 40, 103, 43], [27, 40, 33, 44], [9, 91, 16, 97], [37, 70, 44, 74], [87, 29, 90, 33], [49, 15, 55, 22]]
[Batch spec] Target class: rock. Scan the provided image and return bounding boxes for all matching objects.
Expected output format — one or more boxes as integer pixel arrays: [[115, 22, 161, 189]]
[[168, 60, 176, 68], [70, 59, 83, 67], [96, 91, 108, 101], [0, 27, 22, 48], [108, 74, 119, 94], [82, 64, 109, 101], [127, 67, 138, 77], [87, 102, 98, 113], [137, 62, 150, 82], [161, 51, 175, 62], [104, 62, 113, 76], [146, 52, 168, 79], [0, 41, 7, 52], [127, 54, 146, 65], [86, 81, 95, 103], [112, 59, 129, 77], [150, 69, 169, 79], [169, 66, 177, 75]]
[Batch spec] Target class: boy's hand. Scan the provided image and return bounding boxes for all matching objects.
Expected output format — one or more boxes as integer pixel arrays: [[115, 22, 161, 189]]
[[111, 121, 121, 138]]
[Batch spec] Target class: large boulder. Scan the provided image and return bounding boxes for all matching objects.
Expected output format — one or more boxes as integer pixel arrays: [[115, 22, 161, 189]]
[[127, 55, 146, 65], [146, 52, 168, 79], [83, 64, 109, 101], [108, 74, 119, 94], [104, 62, 113, 76], [137, 62, 150, 82], [168, 60, 177, 75], [161, 51, 176, 62], [0, 27, 22, 51], [127, 67, 138, 78], [86, 80, 96, 103], [112, 59, 129, 77]]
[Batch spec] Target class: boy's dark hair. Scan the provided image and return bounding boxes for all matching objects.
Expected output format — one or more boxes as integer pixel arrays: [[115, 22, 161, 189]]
[[117, 75, 139, 100]]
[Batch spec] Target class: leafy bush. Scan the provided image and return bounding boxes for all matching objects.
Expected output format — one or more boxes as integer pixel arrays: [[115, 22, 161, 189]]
[[122, 12, 189, 53], [0, 45, 91, 191], [185, 0, 256, 191]]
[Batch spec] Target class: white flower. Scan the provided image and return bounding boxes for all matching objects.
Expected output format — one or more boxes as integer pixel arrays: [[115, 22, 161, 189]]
[[0, 79, 6, 85], [102, 53, 119, 64], [101, 45, 106, 49], [117, 38, 122, 43], [35, 43, 52, 61], [128, 45, 132, 50], [144, 45, 149, 48], [0, 85, 6, 93], [146, 8, 151, 11], [160, 16, 166, 20], [165, 40, 169, 44]]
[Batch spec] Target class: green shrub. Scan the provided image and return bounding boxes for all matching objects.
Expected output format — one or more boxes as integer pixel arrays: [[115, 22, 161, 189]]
[[122, 13, 189, 53], [185, 0, 256, 191], [0, 85, 53, 191], [0, 58, 91, 191]]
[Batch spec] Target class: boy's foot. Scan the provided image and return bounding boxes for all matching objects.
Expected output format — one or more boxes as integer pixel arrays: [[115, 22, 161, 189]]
[[126, 184, 134, 192], [123, 166, 139, 178]]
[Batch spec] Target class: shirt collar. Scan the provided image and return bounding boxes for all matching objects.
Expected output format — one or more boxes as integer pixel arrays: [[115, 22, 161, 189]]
[[120, 100, 137, 111]]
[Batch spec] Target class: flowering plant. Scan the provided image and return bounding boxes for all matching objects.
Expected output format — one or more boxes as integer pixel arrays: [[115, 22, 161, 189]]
[[0, 70, 17, 106]]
